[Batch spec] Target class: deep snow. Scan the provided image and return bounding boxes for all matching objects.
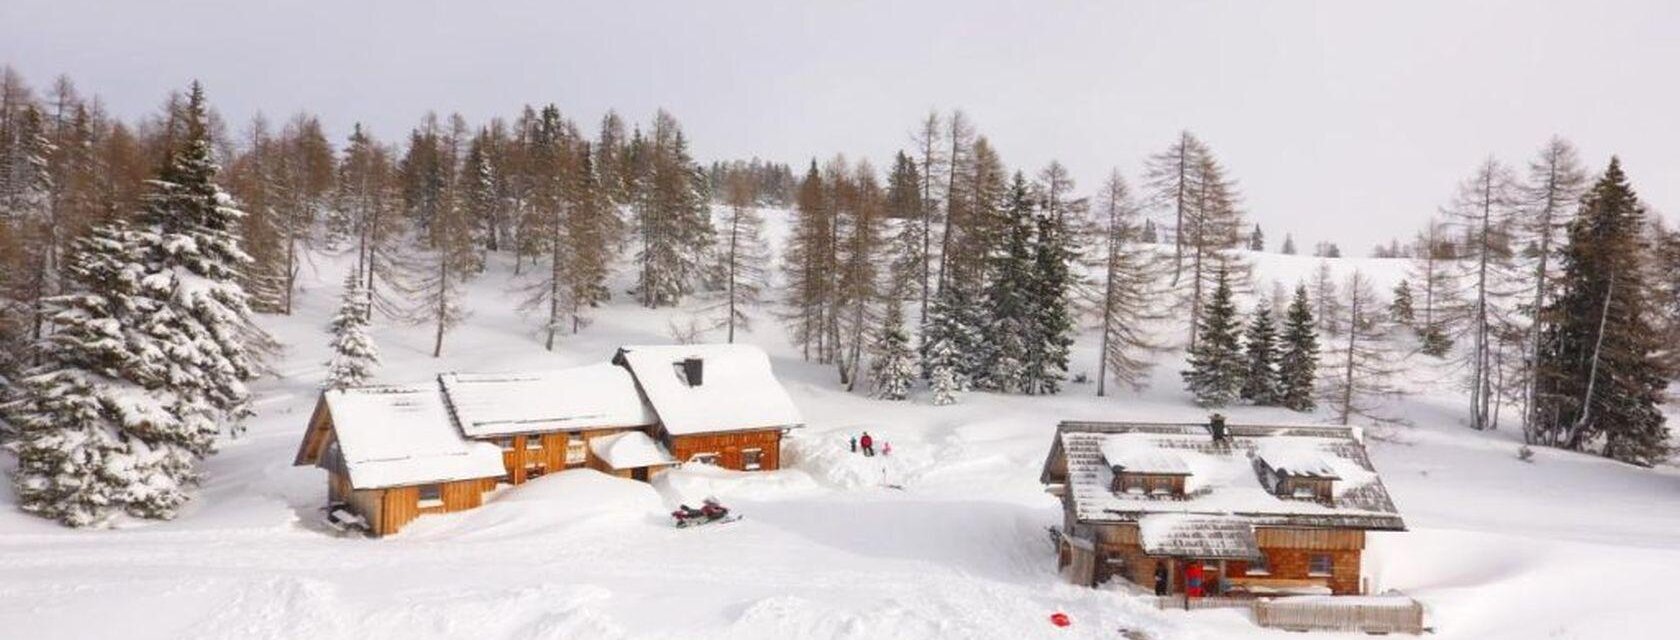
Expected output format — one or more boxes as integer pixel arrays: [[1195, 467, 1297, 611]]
[[2, 215, 1678, 640]]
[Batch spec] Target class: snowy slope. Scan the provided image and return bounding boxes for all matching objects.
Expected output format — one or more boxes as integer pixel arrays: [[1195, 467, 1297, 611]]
[[2, 216, 1678, 640]]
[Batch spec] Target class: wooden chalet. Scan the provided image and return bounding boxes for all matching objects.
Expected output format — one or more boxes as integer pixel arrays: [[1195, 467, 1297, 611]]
[[1041, 417, 1405, 597], [294, 344, 803, 536]]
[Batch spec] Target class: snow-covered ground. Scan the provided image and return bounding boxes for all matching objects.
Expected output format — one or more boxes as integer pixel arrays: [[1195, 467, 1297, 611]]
[[3, 217, 1678, 639]]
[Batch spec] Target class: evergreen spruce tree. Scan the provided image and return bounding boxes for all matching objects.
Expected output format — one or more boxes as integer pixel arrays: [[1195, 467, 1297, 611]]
[[982, 173, 1036, 394], [1024, 174, 1076, 395], [1390, 279, 1416, 327], [868, 295, 918, 401], [1278, 284, 1321, 411], [1248, 224, 1265, 251], [6, 222, 173, 525], [1239, 305, 1282, 405], [921, 286, 980, 399], [1533, 158, 1670, 464], [129, 81, 259, 437], [323, 269, 380, 389], [1181, 267, 1244, 406]]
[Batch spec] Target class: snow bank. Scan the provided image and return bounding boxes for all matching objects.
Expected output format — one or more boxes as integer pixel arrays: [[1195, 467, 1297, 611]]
[[588, 431, 676, 469], [652, 464, 822, 504]]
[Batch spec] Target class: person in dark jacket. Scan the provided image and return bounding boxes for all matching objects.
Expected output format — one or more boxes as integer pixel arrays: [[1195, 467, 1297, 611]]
[[849, 436, 857, 453], [1153, 563, 1169, 596], [860, 432, 875, 456]]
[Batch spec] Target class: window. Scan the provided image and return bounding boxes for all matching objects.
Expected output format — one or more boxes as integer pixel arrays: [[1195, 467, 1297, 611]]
[[690, 452, 719, 466], [495, 437, 516, 451], [1245, 553, 1270, 576], [742, 448, 764, 471], [525, 434, 545, 450], [417, 484, 443, 508], [1309, 554, 1333, 576], [566, 437, 587, 465]]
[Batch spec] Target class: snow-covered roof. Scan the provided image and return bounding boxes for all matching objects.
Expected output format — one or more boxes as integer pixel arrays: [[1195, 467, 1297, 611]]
[[319, 385, 506, 489], [1138, 514, 1263, 560], [439, 363, 656, 438], [1254, 440, 1340, 478], [1042, 421, 1404, 531], [614, 344, 802, 436], [1101, 437, 1192, 475], [588, 430, 678, 469]]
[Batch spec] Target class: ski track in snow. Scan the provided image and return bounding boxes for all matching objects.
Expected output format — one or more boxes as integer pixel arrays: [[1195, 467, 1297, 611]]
[[3, 217, 1679, 639]]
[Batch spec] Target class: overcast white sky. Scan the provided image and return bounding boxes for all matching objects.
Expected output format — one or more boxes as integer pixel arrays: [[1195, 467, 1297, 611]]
[[3, 0, 1675, 251]]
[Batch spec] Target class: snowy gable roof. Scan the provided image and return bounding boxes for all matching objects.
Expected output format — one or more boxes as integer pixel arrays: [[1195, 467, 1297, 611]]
[[439, 363, 656, 438], [588, 430, 677, 469], [1139, 514, 1263, 560], [1043, 421, 1404, 531], [614, 344, 802, 436], [319, 385, 505, 490]]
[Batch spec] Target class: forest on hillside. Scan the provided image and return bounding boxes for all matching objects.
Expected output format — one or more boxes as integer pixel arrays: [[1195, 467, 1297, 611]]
[[0, 68, 1673, 527]]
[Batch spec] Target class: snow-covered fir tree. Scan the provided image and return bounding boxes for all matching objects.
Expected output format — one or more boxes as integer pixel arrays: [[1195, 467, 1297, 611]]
[[323, 269, 380, 389], [1239, 304, 1282, 405], [1182, 266, 1244, 406], [1278, 284, 1320, 411], [981, 173, 1037, 394], [1532, 158, 1670, 464], [1023, 170, 1077, 395], [1390, 279, 1416, 327], [868, 295, 917, 401], [921, 285, 981, 400]]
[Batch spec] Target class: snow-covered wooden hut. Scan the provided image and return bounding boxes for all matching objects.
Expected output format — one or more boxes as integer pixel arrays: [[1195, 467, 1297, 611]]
[[292, 384, 507, 536], [294, 343, 802, 536], [1040, 417, 1405, 596], [612, 344, 803, 473]]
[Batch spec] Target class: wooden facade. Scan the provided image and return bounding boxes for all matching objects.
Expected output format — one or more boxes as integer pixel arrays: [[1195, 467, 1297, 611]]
[[1065, 524, 1367, 595], [494, 428, 640, 484], [336, 477, 496, 537], [664, 428, 783, 472]]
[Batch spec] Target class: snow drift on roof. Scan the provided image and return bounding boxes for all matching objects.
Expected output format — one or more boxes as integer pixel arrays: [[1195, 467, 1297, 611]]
[[440, 363, 656, 438], [1255, 439, 1340, 478], [616, 344, 802, 436], [1101, 435, 1192, 474], [323, 385, 505, 489], [588, 430, 677, 469], [1139, 514, 1263, 560]]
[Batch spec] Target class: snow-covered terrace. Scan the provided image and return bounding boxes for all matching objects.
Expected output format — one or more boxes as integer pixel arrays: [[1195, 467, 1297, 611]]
[[1045, 421, 1404, 530]]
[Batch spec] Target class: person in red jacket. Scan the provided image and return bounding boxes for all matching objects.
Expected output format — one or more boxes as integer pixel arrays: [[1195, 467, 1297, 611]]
[[860, 432, 875, 457]]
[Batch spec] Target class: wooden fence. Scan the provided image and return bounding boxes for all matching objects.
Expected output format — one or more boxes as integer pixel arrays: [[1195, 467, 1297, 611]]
[[1154, 595, 1425, 634], [1253, 597, 1424, 634]]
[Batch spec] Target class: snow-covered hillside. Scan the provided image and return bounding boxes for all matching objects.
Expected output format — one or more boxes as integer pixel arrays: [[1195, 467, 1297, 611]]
[[2, 217, 1677, 640]]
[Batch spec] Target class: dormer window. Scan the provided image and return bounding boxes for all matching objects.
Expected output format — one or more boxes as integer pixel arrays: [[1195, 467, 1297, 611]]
[[1102, 443, 1192, 498], [1253, 448, 1339, 505], [1113, 473, 1186, 497]]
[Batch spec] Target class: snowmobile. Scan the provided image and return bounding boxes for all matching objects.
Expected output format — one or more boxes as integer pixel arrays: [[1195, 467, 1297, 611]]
[[671, 497, 740, 528]]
